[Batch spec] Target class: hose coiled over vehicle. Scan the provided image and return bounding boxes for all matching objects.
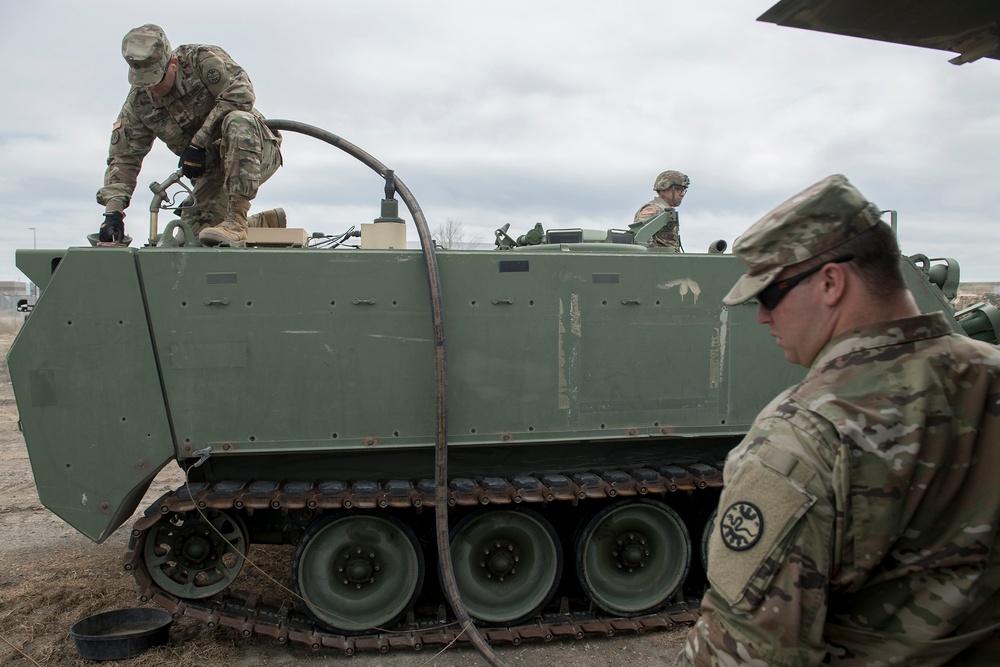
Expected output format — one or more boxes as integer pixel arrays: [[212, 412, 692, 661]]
[[261, 119, 507, 666]]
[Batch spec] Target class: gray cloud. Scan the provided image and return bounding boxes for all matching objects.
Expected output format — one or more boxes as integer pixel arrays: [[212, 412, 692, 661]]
[[1, 0, 997, 284]]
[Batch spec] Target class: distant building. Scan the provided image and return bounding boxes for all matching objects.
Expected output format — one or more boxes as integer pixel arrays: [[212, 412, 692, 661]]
[[0, 281, 27, 294]]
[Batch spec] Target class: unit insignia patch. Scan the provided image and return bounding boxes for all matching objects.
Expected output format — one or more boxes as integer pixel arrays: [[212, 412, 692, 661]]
[[719, 501, 763, 551]]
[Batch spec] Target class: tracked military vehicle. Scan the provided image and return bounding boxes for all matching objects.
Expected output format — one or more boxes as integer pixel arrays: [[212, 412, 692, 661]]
[[8, 117, 998, 654]]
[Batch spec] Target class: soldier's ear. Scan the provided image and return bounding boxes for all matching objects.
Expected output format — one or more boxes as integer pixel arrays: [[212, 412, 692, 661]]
[[818, 262, 849, 307]]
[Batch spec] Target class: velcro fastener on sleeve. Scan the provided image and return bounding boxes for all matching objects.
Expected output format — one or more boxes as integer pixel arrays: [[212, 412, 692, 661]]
[[708, 447, 817, 606]]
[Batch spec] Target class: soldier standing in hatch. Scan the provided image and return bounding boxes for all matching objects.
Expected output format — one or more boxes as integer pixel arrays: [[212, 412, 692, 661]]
[[632, 170, 689, 251], [97, 24, 283, 247], [679, 174, 1000, 666]]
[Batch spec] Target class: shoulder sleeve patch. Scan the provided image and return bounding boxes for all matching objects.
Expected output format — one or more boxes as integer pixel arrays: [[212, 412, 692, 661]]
[[719, 501, 763, 551], [707, 451, 816, 607], [198, 53, 230, 94]]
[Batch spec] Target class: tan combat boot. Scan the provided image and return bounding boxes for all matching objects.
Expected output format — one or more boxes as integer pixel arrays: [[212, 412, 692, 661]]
[[199, 196, 250, 247], [247, 208, 286, 228]]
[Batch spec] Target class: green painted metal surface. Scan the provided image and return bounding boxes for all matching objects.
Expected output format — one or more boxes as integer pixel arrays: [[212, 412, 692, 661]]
[[7, 248, 175, 542], [133, 246, 801, 457], [7, 235, 969, 543]]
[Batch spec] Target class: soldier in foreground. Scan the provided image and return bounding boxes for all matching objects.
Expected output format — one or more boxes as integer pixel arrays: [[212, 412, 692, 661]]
[[97, 24, 283, 247], [680, 174, 1000, 665], [632, 170, 689, 250]]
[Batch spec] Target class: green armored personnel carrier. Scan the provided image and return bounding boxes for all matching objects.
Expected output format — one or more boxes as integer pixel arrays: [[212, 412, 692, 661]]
[[8, 117, 997, 654]]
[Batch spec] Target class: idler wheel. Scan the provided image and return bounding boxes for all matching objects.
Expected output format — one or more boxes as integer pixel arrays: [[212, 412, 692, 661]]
[[143, 509, 247, 599]]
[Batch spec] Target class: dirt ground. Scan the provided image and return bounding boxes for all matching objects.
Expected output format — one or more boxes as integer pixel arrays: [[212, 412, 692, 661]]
[[0, 319, 686, 666]]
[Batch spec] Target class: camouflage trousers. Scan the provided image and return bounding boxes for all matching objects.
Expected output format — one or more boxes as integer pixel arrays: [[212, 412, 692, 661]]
[[179, 111, 282, 233], [648, 227, 682, 252]]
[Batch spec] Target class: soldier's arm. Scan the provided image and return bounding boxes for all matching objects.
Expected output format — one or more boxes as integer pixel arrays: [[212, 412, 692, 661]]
[[190, 45, 255, 148], [96, 100, 156, 213], [679, 416, 841, 666], [632, 201, 661, 226]]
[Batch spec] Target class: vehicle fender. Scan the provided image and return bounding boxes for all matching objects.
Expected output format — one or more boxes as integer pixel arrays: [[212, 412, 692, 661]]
[[7, 247, 175, 543]]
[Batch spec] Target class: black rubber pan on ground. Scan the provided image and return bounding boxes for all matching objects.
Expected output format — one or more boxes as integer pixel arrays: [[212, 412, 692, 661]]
[[69, 607, 172, 660]]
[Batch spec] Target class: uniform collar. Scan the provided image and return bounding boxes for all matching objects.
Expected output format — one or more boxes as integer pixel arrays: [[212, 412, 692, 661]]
[[146, 61, 188, 108], [811, 311, 953, 370]]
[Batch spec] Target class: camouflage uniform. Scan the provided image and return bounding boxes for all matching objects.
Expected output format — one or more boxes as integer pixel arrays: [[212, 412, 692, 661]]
[[633, 196, 681, 249], [97, 34, 281, 234], [632, 170, 688, 251], [680, 175, 1000, 666]]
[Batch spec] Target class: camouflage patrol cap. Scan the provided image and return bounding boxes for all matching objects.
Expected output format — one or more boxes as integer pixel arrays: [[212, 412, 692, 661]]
[[722, 174, 883, 306], [653, 170, 690, 192], [122, 24, 171, 87]]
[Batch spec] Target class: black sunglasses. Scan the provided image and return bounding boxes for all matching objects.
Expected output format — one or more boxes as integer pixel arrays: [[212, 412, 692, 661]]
[[757, 257, 853, 310]]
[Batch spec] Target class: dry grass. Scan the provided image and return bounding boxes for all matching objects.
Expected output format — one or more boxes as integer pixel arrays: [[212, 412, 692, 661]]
[[0, 541, 316, 666], [0, 544, 145, 665], [0, 315, 23, 339]]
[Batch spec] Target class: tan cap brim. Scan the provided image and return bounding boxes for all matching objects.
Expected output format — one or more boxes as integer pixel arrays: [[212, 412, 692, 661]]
[[128, 63, 166, 87], [722, 265, 783, 306]]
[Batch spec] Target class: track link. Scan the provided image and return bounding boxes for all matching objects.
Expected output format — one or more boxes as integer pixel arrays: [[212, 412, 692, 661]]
[[124, 462, 723, 653]]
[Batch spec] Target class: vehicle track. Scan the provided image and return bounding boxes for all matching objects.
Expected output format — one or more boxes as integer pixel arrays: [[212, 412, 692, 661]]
[[124, 462, 722, 653]]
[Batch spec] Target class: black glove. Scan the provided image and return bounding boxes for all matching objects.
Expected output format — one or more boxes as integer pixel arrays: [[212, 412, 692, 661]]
[[99, 211, 125, 243], [179, 143, 207, 178]]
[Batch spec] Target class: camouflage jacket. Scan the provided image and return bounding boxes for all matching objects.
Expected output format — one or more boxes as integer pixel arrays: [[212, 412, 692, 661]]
[[632, 196, 681, 250], [97, 44, 260, 212], [680, 312, 1000, 666]]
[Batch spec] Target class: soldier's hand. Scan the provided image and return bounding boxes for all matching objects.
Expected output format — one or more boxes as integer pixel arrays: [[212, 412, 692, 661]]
[[99, 211, 125, 243], [179, 143, 207, 178]]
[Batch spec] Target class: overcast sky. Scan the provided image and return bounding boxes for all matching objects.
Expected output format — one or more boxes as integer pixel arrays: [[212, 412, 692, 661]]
[[1, 0, 998, 287]]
